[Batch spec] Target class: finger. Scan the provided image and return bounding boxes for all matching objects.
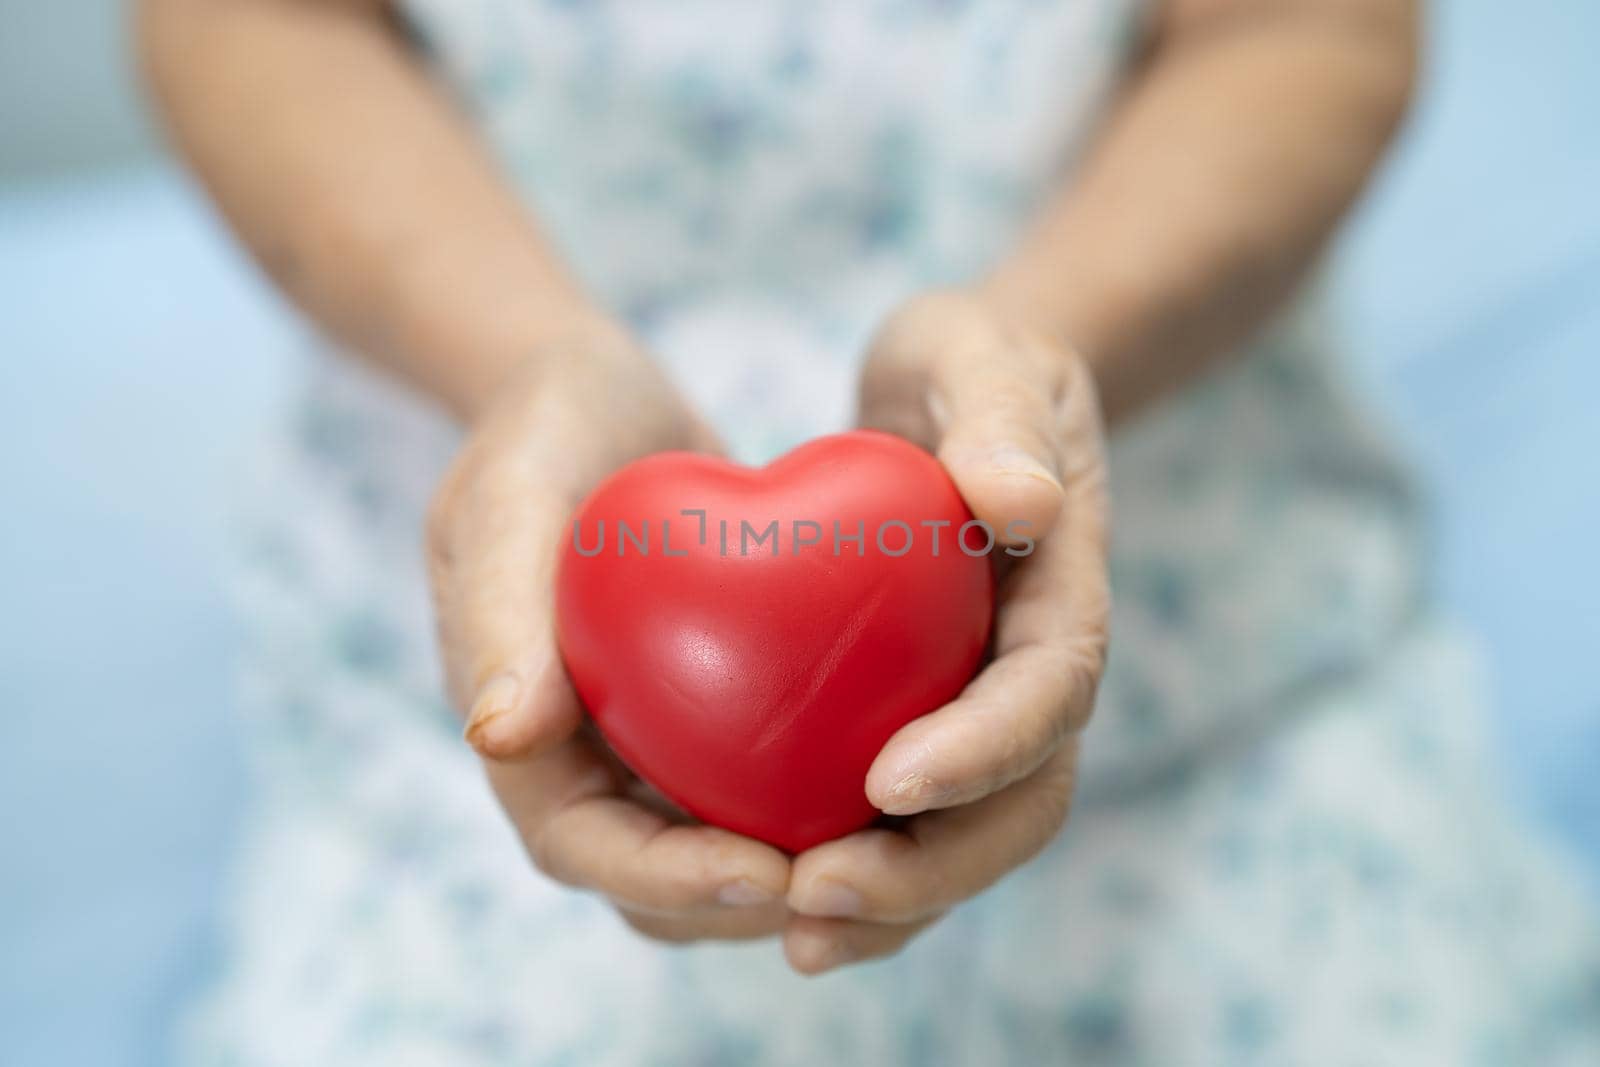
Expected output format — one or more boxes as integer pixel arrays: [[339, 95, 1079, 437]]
[[866, 420, 1109, 815], [617, 900, 789, 944], [928, 332, 1078, 544], [791, 745, 1077, 924], [782, 912, 945, 976], [488, 742, 791, 915], [428, 462, 580, 761]]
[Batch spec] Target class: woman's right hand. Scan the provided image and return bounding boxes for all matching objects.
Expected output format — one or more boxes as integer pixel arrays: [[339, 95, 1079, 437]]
[[426, 317, 793, 941]]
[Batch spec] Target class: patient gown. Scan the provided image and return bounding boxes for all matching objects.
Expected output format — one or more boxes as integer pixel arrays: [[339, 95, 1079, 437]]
[[183, 2, 1600, 1063]]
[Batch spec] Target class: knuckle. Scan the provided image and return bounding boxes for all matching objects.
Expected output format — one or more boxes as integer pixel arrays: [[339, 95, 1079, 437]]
[[1032, 748, 1079, 832], [1059, 639, 1107, 732], [1049, 607, 1113, 700], [1052, 348, 1102, 417], [911, 868, 957, 919], [525, 826, 584, 890], [637, 834, 717, 911], [1028, 641, 1104, 739], [887, 842, 953, 919], [655, 871, 709, 912], [860, 869, 925, 922], [1073, 621, 1110, 680], [970, 394, 1055, 446], [990, 712, 1049, 789]]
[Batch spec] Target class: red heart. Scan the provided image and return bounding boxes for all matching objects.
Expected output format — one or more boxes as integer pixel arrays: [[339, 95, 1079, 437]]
[[556, 430, 994, 852]]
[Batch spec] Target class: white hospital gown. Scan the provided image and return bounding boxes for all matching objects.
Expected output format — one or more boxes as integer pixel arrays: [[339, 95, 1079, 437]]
[[181, 1, 1600, 1063]]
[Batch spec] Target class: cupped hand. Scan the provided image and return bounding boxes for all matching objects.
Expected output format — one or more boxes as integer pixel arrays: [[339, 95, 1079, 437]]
[[782, 289, 1112, 974], [427, 319, 792, 941]]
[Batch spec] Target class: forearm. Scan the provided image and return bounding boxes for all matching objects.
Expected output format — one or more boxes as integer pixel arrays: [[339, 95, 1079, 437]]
[[137, 0, 607, 420], [983, 0, 1419, 424]]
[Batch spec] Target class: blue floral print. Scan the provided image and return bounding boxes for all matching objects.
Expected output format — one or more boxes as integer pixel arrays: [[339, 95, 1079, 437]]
[[181, 2, 1600, 1063]]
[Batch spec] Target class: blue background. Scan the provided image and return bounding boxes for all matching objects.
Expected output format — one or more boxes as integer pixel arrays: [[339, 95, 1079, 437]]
[[2, 2, 1597, 1063]]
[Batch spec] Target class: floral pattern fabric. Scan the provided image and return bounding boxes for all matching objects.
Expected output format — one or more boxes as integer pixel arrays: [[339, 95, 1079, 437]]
[[182, 1, 1600, 1063]]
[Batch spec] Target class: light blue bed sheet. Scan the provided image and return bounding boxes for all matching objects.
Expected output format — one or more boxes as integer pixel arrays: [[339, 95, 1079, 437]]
[[0, 169, 300, 1067], [1333, 0, 1600, 864], [1, 2, 1597, 1064]]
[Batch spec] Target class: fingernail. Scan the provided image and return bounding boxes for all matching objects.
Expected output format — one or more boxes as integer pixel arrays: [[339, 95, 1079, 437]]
[[989, 446, 1060, 489], [463, 672, 521, 753], [717, 879, 776, 908], [793, 879, 863, 919], [880, 771, 944, 816]]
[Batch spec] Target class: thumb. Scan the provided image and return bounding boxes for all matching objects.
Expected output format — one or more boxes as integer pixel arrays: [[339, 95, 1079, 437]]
[[428, 479, 582, 761], [932, 359, 1067, 546]]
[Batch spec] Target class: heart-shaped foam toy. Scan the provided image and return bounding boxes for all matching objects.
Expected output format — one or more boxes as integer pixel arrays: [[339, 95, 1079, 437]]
[[556, 430, 993, 852]]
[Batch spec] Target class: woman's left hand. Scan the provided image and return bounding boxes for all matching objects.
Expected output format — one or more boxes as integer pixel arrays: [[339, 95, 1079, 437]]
[[782, 289, 1112, 974]]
